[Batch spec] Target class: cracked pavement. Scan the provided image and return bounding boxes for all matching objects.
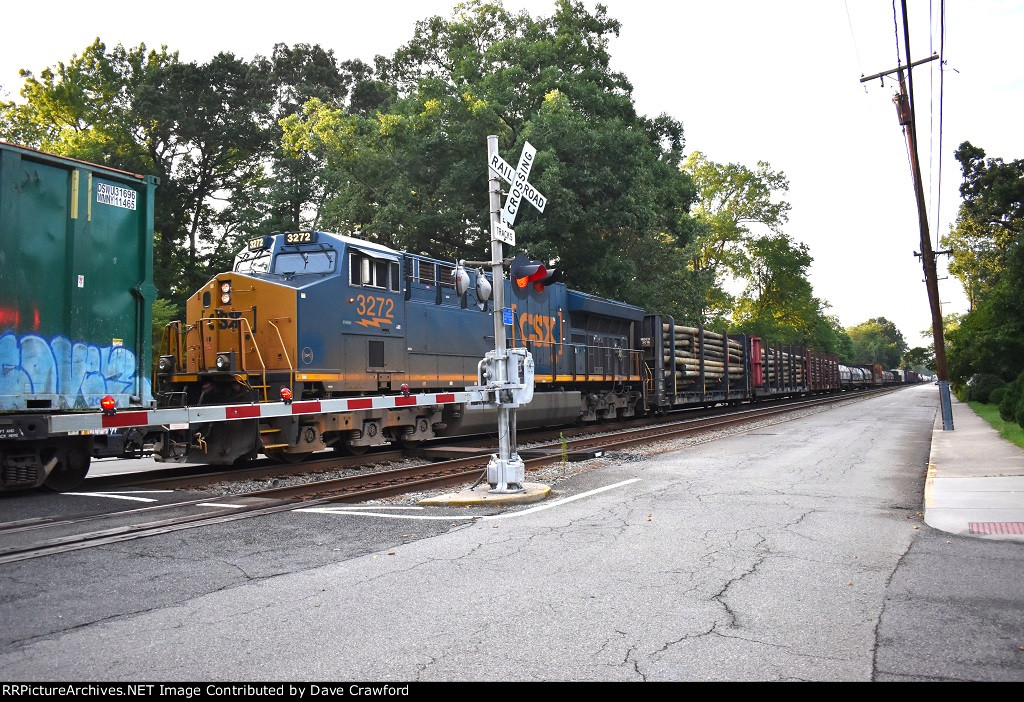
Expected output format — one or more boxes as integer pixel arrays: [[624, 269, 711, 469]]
[[2, 385, 1022, 681]]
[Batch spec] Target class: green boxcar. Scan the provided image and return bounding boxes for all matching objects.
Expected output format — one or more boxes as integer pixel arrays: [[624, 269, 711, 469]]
[[0, 141, 158, 413]]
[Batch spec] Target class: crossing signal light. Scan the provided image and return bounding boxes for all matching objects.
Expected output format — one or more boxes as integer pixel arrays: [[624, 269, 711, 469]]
[[509, 254, 559, 296], [453, 261, 471, 297]]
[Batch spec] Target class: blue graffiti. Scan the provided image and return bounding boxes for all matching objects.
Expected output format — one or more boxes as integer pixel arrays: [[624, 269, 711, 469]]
[[0, 332, 152, 412]]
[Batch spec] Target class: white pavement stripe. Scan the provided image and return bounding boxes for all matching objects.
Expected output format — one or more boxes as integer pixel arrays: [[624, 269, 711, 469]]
[[295, 508, 476, 521], [317, 505, 426, 511], [481, 478, 642, 520], [63, 493, 159, 503], [294, 479, 642, 522], [195, 503, 247, 509], [83, 493, 174, 497]]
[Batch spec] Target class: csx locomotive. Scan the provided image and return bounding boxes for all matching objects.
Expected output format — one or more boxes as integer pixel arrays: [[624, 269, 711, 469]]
[[155, 230, 850, 465]]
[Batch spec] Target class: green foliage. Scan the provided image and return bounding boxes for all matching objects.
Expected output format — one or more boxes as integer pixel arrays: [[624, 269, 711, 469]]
[[946, 143, 1024, 387], [998, 371, 1024, 423], [845, 317, 908, 369], [943, 205, 1008, 310], [967, 373, 1006, 404], [282, 0, 695, 307], [680, 151, 790, 323], [902, 345, 935, 373], [730, 233, 847, 352], [990, 387, 1007, 406], [151, 298, 182, 353], [0, 3, 904, 355], [968, 401, 1024, 450]]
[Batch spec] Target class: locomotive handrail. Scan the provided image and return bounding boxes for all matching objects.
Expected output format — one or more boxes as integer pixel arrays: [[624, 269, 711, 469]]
[[235, 316, 269, 402], [266, 319, 294, 397], [181, 322, 204, 372], [517, 338, 641, 384]]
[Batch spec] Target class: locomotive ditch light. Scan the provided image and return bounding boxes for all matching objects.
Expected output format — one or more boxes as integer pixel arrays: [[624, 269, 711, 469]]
[[157, 355, 175, 374], [100, 395, 117, 415], [215, 351, 236, 372], [453, 261, 471, 297]]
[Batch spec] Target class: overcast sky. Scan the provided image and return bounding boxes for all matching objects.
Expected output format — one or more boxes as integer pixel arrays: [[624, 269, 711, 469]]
[[3, 0, 1022, 345]]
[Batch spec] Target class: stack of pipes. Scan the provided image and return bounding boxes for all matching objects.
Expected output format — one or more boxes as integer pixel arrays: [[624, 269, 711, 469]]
[[762, 347, 806, 385], [662, 324, 745, 383]]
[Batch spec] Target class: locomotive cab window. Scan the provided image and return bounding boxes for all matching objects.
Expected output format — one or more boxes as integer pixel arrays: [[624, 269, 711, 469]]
[[235, 249, 271, 274], [273, 250, 336, 275], [350, 251, 401, 292]]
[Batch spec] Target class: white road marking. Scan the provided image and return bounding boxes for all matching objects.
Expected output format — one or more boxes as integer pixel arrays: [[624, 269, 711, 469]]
[[63, 492, 161, 503], [294, 479, 642, 522], [195, 503, 247, 509], [295, 508, 476, 521], [481, 478, 641, 520], [316, 505, 426, 510]]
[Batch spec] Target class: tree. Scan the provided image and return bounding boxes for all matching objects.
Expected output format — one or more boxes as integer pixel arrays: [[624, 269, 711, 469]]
[[731, 233, 848, 353], [945, 142, 1024, 385], [0, 39, 172, 173], [943, 205, 1008, 310], [0, 40, 280, 303], [846, 318, 908, 368], [679, 151, 791, 323], [282, 0, 696, 306], [902, 346, 935, 373]]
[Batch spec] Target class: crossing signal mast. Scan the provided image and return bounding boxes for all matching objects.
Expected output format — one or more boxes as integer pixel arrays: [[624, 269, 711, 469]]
[[462, 135, 550, 493]]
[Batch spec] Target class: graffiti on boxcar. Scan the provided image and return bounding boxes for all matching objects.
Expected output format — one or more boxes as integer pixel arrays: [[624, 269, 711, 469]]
[[0, 332, 151, 411]]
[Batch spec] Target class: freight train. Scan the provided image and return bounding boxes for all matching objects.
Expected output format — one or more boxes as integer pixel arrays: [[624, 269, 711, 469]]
[[150, 228, 908, 466], [0, 143, 913, 492]]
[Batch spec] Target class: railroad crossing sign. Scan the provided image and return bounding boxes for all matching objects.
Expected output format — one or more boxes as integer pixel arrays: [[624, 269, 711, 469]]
[[488, 141, 547, 231]]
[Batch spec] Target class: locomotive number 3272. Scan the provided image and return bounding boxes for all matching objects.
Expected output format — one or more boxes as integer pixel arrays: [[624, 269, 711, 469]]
[[355, 294, 394, 319]]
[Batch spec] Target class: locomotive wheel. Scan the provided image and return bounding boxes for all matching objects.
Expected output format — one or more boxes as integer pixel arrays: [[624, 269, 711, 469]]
[[266, 450, 311, 464], [333, 442, 369, 456], [44, 442, 92, 492]]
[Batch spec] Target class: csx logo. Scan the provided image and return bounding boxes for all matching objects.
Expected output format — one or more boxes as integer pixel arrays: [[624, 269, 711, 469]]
[[210, 310, 244, 330], [518, 312, 560, 350]]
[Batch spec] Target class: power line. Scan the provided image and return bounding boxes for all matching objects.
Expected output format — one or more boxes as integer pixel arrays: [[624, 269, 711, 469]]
[[844, 0, 863, 75]]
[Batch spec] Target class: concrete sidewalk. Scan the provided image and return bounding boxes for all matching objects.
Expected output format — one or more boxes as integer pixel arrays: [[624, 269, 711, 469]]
[[925, 394, 1024, 541]]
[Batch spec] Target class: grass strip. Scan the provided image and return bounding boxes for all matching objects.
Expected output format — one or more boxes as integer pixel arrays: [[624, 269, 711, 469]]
[[968, 401, 1024, 450]]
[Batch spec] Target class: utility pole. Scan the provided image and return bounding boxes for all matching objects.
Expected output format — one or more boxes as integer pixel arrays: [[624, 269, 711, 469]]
[[862, 42, 952, 429]]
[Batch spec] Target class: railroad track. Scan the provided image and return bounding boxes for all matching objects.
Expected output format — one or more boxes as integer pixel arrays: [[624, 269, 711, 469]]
[[89, 388, 887, 491], [0, 387, 896, 564]]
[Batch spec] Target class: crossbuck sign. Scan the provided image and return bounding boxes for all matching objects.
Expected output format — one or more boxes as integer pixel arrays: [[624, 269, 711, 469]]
[[489, 141, 547, 235]]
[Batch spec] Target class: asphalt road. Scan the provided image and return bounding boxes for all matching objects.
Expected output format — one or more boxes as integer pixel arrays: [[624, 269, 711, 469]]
[[1, 384, 1021, 681]]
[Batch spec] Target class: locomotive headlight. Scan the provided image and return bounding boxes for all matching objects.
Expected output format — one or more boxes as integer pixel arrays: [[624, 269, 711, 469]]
[[220, 281, 231, 305], [215, 352, 235, 371], [220, 292, 232, 304]]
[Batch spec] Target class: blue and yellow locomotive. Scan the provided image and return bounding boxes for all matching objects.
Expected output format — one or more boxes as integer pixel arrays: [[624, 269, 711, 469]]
[[157, 231, 646, 462]]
